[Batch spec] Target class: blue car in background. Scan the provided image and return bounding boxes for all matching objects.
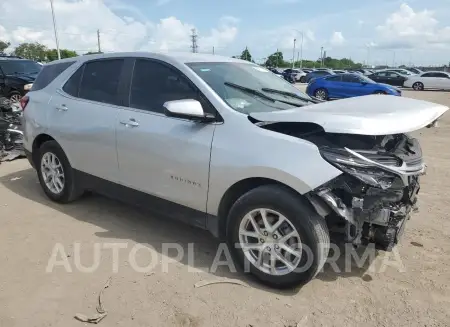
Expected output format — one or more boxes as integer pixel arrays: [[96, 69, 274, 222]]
[[304, 70, 334, 83], [306, 73, 401, 100]]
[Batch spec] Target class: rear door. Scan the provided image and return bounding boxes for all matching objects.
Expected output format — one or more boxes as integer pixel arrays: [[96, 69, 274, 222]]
[[47, 58, 125, 182], [323, 75, 342, 98], [116, 58, 216, 215], [340, 74, 367, 97], [434, 72, 450, 89]]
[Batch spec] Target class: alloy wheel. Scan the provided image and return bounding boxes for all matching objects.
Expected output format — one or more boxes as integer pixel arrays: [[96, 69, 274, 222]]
[[314, 89, 327, 100], [238, 208, 302, 276], [41, 152, 65, 194], [9, 94, 21, 103]]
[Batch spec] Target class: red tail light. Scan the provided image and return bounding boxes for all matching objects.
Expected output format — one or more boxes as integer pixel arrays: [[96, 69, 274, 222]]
[[20, 96, 29, 111]]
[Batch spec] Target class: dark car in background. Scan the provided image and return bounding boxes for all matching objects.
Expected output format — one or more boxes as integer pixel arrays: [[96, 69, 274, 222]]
[[305, 70, 334, 83], [368, 70, 408, 87], [306, 73, 401, 100], [0, 57, 42, 101]]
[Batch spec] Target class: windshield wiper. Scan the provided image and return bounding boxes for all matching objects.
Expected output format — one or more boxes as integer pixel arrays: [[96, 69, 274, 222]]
[[225, 82, 275, 102], [261, 87, 313, 103], [224, 82, 306, 107]]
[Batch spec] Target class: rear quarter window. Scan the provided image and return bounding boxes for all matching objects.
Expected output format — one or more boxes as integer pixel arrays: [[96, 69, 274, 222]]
[[31, 61, 75, 91]]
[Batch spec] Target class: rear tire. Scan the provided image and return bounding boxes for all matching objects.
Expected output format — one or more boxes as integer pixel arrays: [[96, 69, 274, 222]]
[[36, 141, 83, 203], [413, 82, 424, 91], [300, 76, 306, 83], [226, 185, 330, 288], [314, 88, 328, 100]]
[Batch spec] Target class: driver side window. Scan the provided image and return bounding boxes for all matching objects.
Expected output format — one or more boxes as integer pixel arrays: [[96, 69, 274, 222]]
[[130, 59, 203, 114]]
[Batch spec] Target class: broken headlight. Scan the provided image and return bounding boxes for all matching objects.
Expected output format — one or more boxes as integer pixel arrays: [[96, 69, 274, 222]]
[[320, 148, 397, 189]]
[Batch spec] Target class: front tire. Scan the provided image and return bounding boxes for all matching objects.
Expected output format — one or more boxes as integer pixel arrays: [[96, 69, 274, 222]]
[[413, 82, 424, 91], [8, 91, 22, 103], [227, 185, 330, 288], [300, 76, 306, 83], [36, 141, 83, 203]]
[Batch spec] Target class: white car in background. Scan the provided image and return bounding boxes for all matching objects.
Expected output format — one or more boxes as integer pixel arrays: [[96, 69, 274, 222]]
[[404, 71, 450, 91]]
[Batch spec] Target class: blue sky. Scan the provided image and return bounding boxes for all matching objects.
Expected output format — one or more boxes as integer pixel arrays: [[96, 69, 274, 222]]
[[1, 0, 450, 65]]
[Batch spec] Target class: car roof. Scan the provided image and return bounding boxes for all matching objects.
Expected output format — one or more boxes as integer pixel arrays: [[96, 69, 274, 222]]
[[44, 51, 247, 66], [421, 71, 448, 74]]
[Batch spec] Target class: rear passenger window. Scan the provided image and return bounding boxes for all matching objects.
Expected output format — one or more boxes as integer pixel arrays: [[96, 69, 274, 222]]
[[32, 61, 74, 91], [62, 66, 83, 97], [130, 59, 198, 113], [78, 59, 124, 105]]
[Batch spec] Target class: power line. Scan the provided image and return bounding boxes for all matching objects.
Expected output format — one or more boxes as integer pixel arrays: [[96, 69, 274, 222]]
[[190, 28, 198, 53]]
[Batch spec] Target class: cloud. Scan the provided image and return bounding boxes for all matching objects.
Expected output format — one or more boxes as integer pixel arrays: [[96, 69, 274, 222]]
[[375, 3, 450, 49], [329, 32, 345, 46], [0, 0, 238, 54]]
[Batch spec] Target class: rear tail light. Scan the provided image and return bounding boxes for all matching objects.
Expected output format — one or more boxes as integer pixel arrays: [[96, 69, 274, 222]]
[[20, 95, 29, 111]]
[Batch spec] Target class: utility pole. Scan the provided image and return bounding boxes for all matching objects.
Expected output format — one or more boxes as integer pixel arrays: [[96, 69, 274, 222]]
[[300, 31, 303, 69], [392, 50, 396, 67], [296, 52, 299, 66], [97, 29, 101, 53], [212, 46, 215, 55], [49, 0, 61, 60], [320, 47, 324, 67], [292, 38, 296, 69], [190, 29, 198, 53]]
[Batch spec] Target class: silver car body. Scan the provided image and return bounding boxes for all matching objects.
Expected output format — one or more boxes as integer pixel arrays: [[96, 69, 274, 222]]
[[23, 52, 448, 237]]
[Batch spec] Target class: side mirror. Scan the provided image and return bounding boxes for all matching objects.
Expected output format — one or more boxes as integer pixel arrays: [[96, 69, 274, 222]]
[[163, 99, 215, 122]]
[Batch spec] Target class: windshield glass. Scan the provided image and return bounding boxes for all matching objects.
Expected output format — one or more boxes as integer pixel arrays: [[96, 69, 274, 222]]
[[187, 62, 312, 114], [0, 60, 42, 75]]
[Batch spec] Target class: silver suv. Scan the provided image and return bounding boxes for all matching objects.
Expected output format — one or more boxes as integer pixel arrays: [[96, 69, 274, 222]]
[[22, 52, 448, 287]]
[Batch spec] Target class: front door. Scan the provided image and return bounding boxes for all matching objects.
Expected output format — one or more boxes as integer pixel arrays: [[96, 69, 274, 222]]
[[116, 58, 215, 214], [47, 59, 125, 182]]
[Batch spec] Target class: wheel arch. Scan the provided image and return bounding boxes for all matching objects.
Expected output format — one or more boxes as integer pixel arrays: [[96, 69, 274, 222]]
[[31, 134, 70, 167], [216, 177, 307, 239]]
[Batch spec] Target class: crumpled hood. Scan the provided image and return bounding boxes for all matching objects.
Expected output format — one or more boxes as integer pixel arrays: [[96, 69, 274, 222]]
[[250, 94, 449, 135]]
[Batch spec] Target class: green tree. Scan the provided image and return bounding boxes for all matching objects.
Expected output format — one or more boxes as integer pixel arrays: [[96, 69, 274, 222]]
[[240, 47, 252, 62], [13, 42, 47, 61], [264, 51, 287, 67], [46, 49, 78, 61], [84, 51, 103, 55], [0, 40, 11, 54]]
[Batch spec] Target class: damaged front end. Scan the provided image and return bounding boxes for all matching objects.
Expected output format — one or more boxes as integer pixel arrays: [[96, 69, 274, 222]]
[[309, 133, 424, 250]]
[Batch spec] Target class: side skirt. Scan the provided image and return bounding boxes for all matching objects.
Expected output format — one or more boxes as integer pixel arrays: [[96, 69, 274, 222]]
[[74, 170, 221, 238]]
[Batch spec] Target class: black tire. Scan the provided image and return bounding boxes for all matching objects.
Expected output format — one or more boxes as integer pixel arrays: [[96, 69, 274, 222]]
[[300, 76, 306, 83], [413, 82, 424, 91], [314, 88, 328, 100], [226, 185, 330, 288], [36, 140, 83, 203]]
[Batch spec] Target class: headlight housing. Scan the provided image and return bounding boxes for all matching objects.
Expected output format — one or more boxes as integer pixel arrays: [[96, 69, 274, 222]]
[[24, 83, 33, 91], [320, 147, 398, 189]]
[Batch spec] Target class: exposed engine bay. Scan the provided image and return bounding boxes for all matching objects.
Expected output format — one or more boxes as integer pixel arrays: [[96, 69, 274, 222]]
[[260, 122, 425, 251]]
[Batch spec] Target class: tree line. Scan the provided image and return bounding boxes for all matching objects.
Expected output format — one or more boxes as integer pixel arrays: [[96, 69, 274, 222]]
[[0, 40, 101, 62], [234, 47, 363, 69], [1, 40, 362, 68]]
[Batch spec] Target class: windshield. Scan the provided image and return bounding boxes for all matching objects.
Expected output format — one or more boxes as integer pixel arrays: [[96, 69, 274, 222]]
[[0, 60, 42, 75], [187, 62, 312, 114]]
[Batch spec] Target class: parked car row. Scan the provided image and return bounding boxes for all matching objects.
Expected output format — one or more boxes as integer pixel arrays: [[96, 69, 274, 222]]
[[22, 52, 447, 288]]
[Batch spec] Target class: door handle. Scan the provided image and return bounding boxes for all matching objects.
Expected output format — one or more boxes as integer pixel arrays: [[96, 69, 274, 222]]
[[56, 104, 68, 111], [120, 118, 139, 127]]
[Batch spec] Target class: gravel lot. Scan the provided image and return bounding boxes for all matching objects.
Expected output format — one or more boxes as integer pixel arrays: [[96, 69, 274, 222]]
[[1, 89, 450, 327]]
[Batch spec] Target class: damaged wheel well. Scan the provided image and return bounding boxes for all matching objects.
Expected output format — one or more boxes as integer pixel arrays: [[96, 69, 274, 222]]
[[32, 134, 55, 166], [217, 177, 306, 238]]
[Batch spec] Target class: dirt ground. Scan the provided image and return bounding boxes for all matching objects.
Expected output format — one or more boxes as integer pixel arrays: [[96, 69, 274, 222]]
[[1, 89, 450, 327]]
